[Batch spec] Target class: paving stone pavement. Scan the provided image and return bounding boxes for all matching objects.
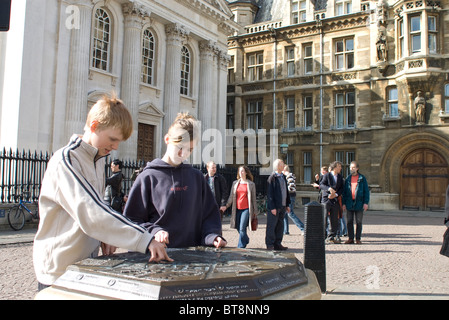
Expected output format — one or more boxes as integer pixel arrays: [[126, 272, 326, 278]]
[[1, 210, 449, 300]]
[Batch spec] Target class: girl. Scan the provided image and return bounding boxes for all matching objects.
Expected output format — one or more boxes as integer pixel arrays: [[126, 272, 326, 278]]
[[124, 113, 227, 254], [225, 166, 257, 248]]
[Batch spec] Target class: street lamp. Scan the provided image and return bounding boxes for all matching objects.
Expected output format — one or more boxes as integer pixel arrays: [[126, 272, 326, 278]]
[[280, 144, 289, 154]]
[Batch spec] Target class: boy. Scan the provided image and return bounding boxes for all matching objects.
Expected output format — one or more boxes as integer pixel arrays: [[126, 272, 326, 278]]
[[33, 95, 170, 290]]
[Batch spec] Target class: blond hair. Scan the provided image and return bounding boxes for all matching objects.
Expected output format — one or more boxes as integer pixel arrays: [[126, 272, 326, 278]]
[[167, 112, 199, 144], [85, 93, 133, 140]]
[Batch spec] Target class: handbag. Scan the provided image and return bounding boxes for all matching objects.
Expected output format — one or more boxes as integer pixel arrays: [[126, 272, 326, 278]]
[[251, 214, 258, 231]]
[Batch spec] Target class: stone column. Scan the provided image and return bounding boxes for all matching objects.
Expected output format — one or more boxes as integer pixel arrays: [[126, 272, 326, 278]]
[[198, 40, 216, 134], [120, 3, 147, 160], [163, 23, 189, 135], [64, 0, 93, 139], [216, 51, 230, 165]]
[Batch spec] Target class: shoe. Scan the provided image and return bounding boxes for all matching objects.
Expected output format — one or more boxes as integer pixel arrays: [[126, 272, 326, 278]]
[[356, 240, 362, 244], [274, 244, 288, 251], [345, 239, 354, 244], [334, 236, 342, 244], [325, 237, 335, 244], [266, 246, 274, 250]]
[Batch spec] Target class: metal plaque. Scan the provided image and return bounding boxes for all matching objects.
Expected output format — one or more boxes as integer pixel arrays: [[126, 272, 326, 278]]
[[52, 247, 309, 300]]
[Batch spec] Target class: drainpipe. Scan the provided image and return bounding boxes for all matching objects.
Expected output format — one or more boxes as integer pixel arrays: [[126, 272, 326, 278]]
[[317, 15, 324, 169], [270, 27, 277, 165]]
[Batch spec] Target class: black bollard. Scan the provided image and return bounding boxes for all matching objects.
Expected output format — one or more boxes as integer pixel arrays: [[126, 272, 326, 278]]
[[304, 201, 326, 293]]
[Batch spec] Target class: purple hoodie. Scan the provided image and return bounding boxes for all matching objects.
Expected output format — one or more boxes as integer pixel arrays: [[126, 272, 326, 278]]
[[123, 158, 223, 248]]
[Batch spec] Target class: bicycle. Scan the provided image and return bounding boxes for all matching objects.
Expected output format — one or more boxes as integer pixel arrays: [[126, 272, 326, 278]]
[[7, 193, 39, 231]]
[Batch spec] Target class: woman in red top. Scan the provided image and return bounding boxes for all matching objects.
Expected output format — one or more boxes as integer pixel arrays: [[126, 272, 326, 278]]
[[225, 166, 258, 248]]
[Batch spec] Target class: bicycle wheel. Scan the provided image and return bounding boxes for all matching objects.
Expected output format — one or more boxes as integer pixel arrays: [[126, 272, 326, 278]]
[[7, 206, 25, 231]]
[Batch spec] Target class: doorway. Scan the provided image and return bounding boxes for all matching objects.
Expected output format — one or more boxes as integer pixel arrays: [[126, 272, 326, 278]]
[[400, 148, 448, 210], [137, 123, 155, 162]]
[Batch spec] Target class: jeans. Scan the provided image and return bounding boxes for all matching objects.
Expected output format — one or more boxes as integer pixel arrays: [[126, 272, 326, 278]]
[[339, 216, 348, 236], [265, 207, 286, 247], [347, 210, 364, 240], [235, 208, 250, 248], [284, 197, 304, 234]]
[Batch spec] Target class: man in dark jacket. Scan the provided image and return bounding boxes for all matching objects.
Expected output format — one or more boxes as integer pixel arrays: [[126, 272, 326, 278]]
[[105, 159, 124, 213], [320, 161, 344, 244], [205, 161, 229, 219], [342, 161, 370, 244], [265, 159, 291, 250]]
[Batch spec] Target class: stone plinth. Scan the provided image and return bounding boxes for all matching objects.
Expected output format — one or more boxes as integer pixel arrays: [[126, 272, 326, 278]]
[[35, 247, 321, 300]]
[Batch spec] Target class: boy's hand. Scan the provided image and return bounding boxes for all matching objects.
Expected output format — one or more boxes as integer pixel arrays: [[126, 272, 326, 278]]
[[101, 242, 117, 256], [148, 240, 173, 263]]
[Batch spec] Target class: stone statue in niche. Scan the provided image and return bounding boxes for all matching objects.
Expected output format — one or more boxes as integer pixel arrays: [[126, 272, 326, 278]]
[[376, 31, 387, 62], [414, 91, 426, 123]]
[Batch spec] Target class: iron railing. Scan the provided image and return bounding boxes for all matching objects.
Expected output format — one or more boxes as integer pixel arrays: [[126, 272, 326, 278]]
[[1, 148, 269, 203]]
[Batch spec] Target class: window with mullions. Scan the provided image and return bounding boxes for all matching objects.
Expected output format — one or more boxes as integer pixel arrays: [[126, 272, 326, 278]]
[[304, 44, 313, 74], [335, 38, 354, 70], [444, 84, 449, 114], [141, 29, 154, 85], [335, 0, 352, 15], [335, 150, 355, 177], [303, 152, 312, 183], [286, 97, 295, 129], [388, 87, 399, 117], [247, 52, 263, 81], [335, 91, 355, 129], [410, 15, 421, 53], [247, 101, 263, 130], [292, 0, 306, 23], [304, 95, 313, 129], [399, 19, 404, 58], [180, 46, 190, 95], [286, 47, 295, 77], [428, 16, 437, 54], [92, 8, 111, 71]]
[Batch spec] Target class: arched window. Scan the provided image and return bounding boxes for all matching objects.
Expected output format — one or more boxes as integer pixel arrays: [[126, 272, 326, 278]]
[[180, 46, 190, 95], [92, 8, 111, 71], [141, 29, 155, 85]]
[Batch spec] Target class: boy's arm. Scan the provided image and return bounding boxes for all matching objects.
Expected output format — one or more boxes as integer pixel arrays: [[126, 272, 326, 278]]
[[123, 175, 165, 239], [54, 159, 153, 254]]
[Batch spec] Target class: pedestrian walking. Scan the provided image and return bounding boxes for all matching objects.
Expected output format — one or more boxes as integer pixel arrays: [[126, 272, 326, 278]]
[[283, 165, 304, 235], [225, 166, 257, 248], [342, 161, 370, 244], [205, 161, 229, 220], [320, 161, 344, 244], [33, 94, 170, 291], [312, 166, 328, 203], [265, 159, 291, 250]]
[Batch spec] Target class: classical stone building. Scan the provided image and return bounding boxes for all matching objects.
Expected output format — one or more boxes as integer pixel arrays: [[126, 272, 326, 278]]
[[0, 0, 238, 161], [226, 0, 449, 210]]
